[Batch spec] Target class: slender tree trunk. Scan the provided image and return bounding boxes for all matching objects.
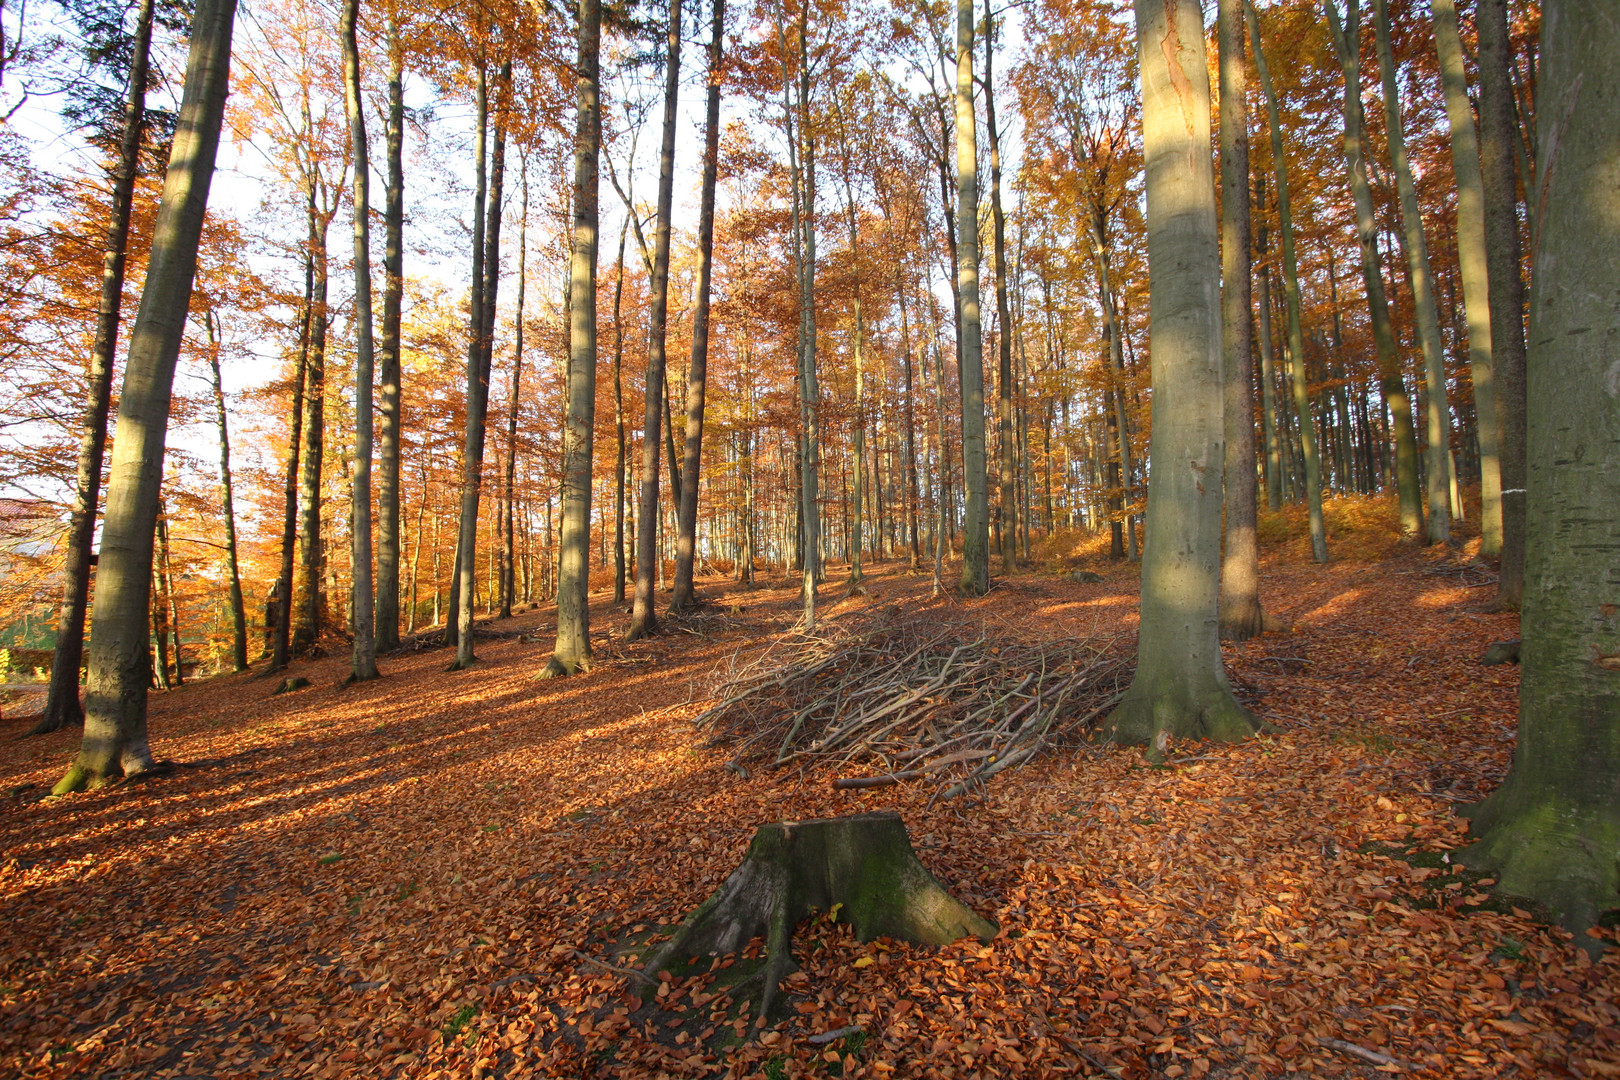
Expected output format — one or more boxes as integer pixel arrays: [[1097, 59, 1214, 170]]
[[984, 0, 1015, 573], [501, 162, 527, 620], [292, 222, 329, 655], [953, 0, 989, 595], [1103, 0, 1257, 754], [1373, 0, 1450, 545], [36, 0, 156, 734], [446, 65, 487, 651], [374, 15, 405, 652], [1461, 0, 1620, 934], [341, 0, 378, 683], [1475, 0, 1525, 607], [269, 325, 307, 670], [542, 0, 600, 676], [612, 218, 628, 604], [54, 0, 237, 793], [1218, 0, 1263, 641], [673, 0, 725, 610], [1254, 180, 1283, 513], [897, 276, 921, 571], [627, 0, 681, 640], [204, 312, 247, 671], [1249, 2, 1326, 561]]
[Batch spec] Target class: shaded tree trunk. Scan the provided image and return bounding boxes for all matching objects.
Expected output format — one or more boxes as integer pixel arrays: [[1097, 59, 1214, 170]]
[[984, 0, 1015, 574], [291, 221, 329, 657], [501, 161, 528, 620], [374, 15, 405, 653], [205, 311, 246, 671]]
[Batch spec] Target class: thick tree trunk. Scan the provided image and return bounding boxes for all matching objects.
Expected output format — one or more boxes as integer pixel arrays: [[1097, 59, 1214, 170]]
[[37, 0, 156, 734], [542, 0, 600, 677], [954, 0, 989, 596], [54, 0, 237, 793], [640, 813, 995, 1022], [627, 0, 681, 641], [1461, 0, 1620, 936], [1373, 0, 1450, 546], [342, 0, 378, 683], [374, 16, 405, 653], [672, 0, 724, 610], [446, 67, 487, 652], [1249, 4, 1326, 562], [1102, 0, 1258, 755], [292, 225, 329, 657], [1476, 0, 1526, 608], [1323, 0, 1422, 539], [205, 314, 247, 672], [1217, 0, 1263, 642]]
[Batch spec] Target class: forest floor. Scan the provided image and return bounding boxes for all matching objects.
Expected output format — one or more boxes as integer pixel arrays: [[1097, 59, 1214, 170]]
[[3, 515, 1618, 1080]]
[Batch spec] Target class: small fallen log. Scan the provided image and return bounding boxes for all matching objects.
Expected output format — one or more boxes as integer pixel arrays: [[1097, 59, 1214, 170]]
[[640, 812, 995, 1023]]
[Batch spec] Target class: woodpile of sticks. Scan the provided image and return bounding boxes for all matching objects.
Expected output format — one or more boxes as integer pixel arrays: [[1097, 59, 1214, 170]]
[[693, 612, 1130, 798]]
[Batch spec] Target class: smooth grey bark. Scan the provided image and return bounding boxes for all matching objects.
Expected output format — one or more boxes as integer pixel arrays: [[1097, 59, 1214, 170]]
[[1431, 0, 1501, 556], [54, 0, 238, 794], [37, 0, 156, 734], [627, 0, 681, 641], [672, 0, 724, 610], [341, 0, 378, 683], [1476, 0, 1525, 608], [1249, 1, 1326, 563], [1217, 0, 1263, 642], [1372, 0, 1450, 545], [834, 95, 866, 584], [1102, 0, 1257, 755], [542, 0, 600, 677], [374, 16, 404, 653], [1460, 0, 1620, 936], [445, 65, 486, 652], [204, 312, 246, 672], [291, 218, 329, 656], [1255, 177, 1282, 512], [953, 0, 988, 595], [984, 0, 1015, 573], [1324, 0, 1423, 539], [611, 218, 628, 604], [500, 162, 527, 620]]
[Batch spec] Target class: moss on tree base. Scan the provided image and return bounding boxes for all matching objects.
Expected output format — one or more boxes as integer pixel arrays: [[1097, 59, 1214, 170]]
[[1099, 679, 1260, 760], [640, 811, 996, 1022]]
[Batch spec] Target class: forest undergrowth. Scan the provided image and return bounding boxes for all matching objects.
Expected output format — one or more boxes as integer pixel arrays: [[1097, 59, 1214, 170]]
[[2, 519, 1616, 1079]]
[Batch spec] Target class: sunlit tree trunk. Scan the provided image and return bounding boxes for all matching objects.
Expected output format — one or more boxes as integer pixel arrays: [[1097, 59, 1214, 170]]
[[673, 0, 724, 610], [1476, 0, 1526, 608], [54, 0, 238, 793], [1249, 2, 1326, 562], [628, 0, 681, 640], [37, 0, 156, 734], [1372, 0, 1450, 545], [1462, 0, 1620, 934], [542, 0, 600, 676], [341, 0, 378, 682], [1218, 0, 1263, 642], [374, 16, 405, 653], [954, 0, 989, 595], [1102, 0, 1258, 755]]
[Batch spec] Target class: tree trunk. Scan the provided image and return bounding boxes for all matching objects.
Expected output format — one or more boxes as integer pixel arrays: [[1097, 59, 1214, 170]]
[[1476, 0, 1526, 608], [1217, 0, 1263, 642], [374, 15, 405, 653], [984, 0, 1016, 574], [954, 0, 989, 596], [1460, 0, 1620, 936], [1373, 0, 1450, 545], [1249, 2, 1326, 562], [446, 66, 487, 652], [1102, 0, 1259, 755], [640, 813, 995, 1023], [37, 0, 156, 734], [54, 0, 237, 793], [341, 0, 378, 683], [1254, 179, 1282, 513], [501, 162, 528, 620], [627, 0, 681, 640], [292, 221, 329, 657], [673, 0, 725, 610], [612, 218, 628, 605], [541, 0, 600, 677], [204, 312, 247, 672]]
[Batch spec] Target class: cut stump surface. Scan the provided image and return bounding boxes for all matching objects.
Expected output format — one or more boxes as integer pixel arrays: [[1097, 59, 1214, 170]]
[[640, 811, 995, 1022]]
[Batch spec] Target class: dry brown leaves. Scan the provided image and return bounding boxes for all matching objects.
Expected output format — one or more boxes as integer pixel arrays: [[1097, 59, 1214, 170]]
[[1, 540, 1616, 1080]]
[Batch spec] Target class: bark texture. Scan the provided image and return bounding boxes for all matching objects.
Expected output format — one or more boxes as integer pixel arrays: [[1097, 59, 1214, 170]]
[[954, 0, 989, 596]]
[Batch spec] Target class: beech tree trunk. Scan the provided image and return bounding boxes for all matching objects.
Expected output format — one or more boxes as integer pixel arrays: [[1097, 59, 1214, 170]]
[[500, 163, 527, 621], [291, 220, 329, 657], [374, 16, 405, 653], [37, 0, 156, 734], [446, 66, 487, 652], [612, 219, 628, 605], [205, 313, 247, 672], [1102, 0, 1258, 755], [54, 0, 237, 794], [1217, 0, 1263, 642], [1461, 0, 1620, 936], [341, 0, 378, 683], [953, 0, 989, 596], [542, 0, 600, 678], [984, 0, 1015, 574], [673, 0, 724, 611], [640, 813, 995, 1023]]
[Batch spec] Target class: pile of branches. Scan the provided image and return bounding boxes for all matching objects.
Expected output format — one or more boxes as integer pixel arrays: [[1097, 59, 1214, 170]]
[[693, 611, 1130, 798]]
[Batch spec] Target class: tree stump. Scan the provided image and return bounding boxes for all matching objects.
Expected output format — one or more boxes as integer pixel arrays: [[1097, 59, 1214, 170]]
[[640, 811, 996, 1022]]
